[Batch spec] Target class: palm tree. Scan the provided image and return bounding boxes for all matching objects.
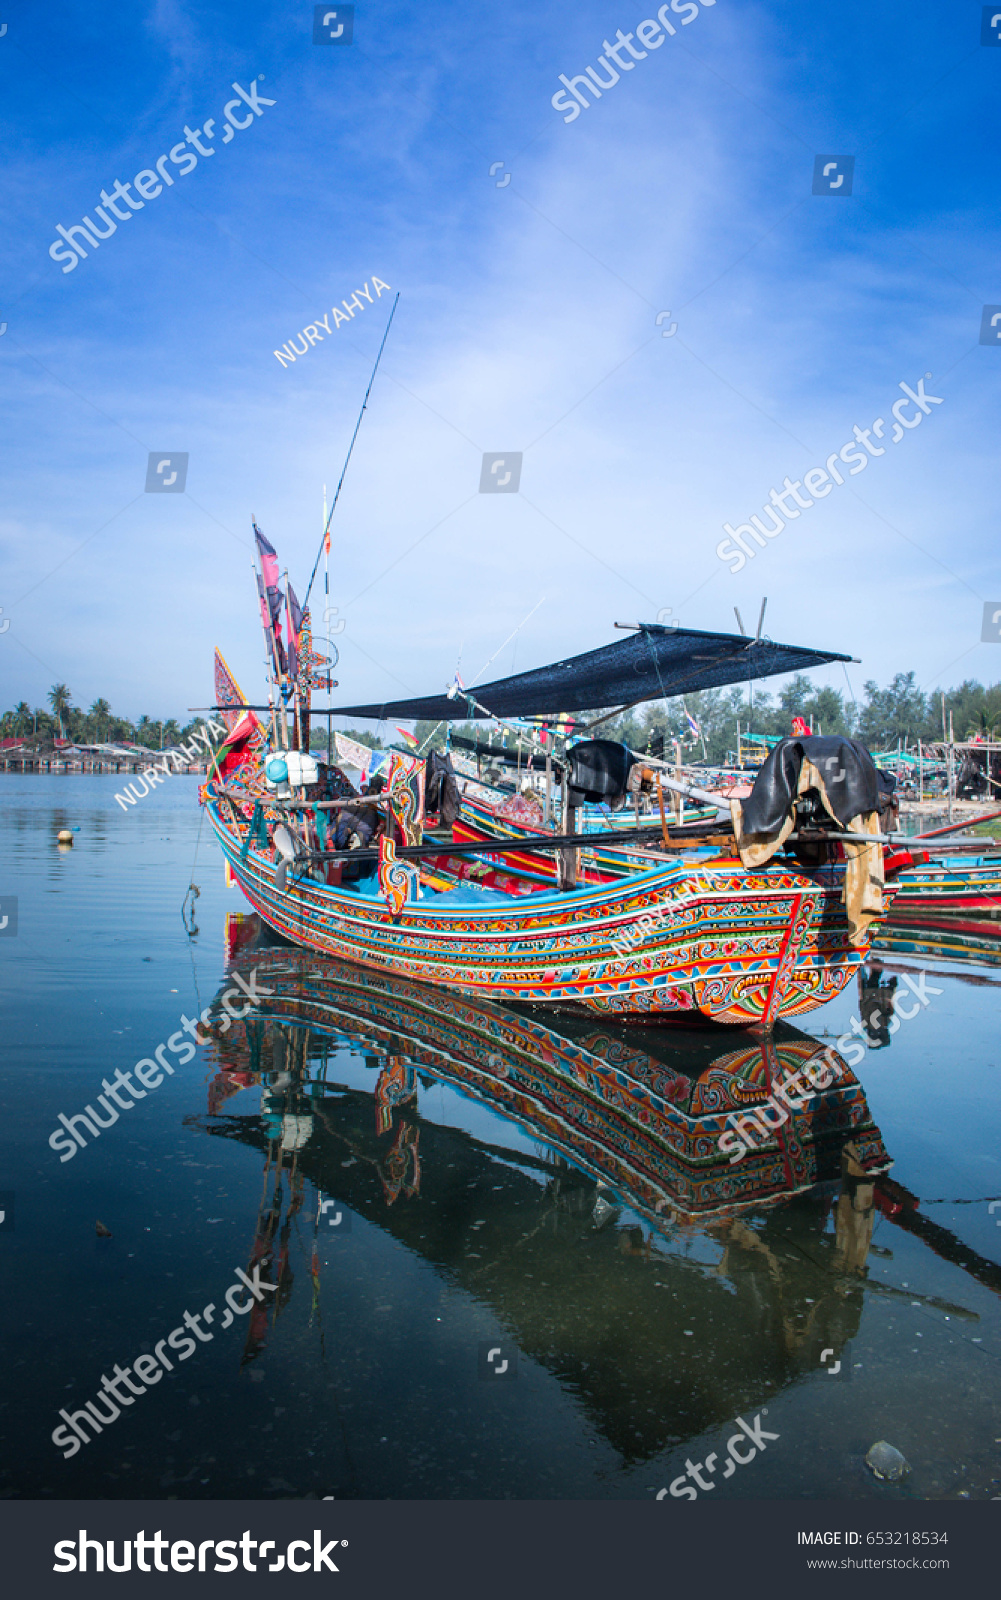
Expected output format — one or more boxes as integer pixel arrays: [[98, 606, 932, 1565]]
[[135, 715, 156, 749], [12, 700, 32, 737], [161, 718, 181, 746], [967, 708, 1000, 741], [88, 698, 112, 742], [47, 683, 72, 740]]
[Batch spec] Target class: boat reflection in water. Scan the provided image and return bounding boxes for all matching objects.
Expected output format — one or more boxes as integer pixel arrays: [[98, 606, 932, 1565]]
[[859, 914, 1001, 1050], [872, 914, 1001, 973], [191, 915, 982, 1468]]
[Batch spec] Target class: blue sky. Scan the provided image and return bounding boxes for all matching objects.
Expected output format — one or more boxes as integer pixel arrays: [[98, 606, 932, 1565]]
[[1, 0, 998, 727]]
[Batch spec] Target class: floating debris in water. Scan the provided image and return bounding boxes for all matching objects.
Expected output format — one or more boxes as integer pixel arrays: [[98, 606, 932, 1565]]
[[95, 1220, 112, 1238], [592, 1195, 620, 1229], [865, 1441, 910, 1481]]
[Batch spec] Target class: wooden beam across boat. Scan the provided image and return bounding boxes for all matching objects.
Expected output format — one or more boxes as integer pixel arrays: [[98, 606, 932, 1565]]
[[290, 824, 912, 869], [303, 822, 723, 866]]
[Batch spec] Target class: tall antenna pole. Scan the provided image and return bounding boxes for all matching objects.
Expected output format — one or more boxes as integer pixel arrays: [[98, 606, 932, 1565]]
[[284, 567, 301, 754], [252, 557, 280, 749], [304, 294, 400, 609], [323, 484, 332, 767]]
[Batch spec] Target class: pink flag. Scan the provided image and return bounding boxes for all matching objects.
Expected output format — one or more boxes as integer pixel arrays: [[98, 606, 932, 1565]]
[[254, 523, 280, 591]]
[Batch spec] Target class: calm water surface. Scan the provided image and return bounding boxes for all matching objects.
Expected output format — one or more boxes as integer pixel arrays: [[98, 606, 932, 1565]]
[[1, 776, 999, 1501]]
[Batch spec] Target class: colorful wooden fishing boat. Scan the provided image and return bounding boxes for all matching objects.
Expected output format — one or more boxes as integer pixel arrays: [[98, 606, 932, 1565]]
[[455, 786, 651, 885], [206, 779, 878, 1024], [204, 541, 893, 1025], [882, 845, 1001, 916]]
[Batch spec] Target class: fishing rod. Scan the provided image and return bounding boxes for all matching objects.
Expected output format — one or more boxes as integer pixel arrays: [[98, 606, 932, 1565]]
[[417, 600, 547, 759], [303, 293, 400, 610]]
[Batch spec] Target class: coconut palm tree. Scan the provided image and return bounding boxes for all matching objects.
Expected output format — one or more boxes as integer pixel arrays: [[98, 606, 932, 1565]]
[[12, 700, 32, 736], [47, 683, 72, 740], [88, 698, 112, 742], [967, 708, 1001, 741]]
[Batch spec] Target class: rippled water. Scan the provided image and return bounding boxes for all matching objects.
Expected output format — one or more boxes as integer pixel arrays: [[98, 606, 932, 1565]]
[[1, 776, 999, 1501]]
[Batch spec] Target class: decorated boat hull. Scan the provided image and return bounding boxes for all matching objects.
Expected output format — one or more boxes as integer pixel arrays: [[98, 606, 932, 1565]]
[[206, 792, 874, 1025]]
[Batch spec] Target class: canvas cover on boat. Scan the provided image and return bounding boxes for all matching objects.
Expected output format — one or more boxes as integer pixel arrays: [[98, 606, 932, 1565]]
[[740, 737, 882, 835], [327, 625, 854, 723], [733, 736, 886, 946], [566, 739, 635, 807], [425, 750, 461, 825]]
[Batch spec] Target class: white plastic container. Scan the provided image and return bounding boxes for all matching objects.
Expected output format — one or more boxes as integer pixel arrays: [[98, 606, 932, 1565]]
[[285, 751, 319, 787], [265, 751, 319, 792]]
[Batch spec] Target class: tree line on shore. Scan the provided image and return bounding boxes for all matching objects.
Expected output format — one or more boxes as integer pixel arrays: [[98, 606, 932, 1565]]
[[5, 672, 999, 767], [607, 671, 1001, 766], [0, 685, 204, 750]]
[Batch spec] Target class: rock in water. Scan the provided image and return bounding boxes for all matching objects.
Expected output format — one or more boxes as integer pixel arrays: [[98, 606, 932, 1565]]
[[95, 1220, 112, 1238], [865, 1441, 910, 1481]]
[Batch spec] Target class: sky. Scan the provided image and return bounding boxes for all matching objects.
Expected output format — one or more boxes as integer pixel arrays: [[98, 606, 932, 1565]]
[[1, 0, 999, 729]]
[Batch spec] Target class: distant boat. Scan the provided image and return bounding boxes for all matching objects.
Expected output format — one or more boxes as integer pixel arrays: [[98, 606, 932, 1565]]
[[882, 843, 1001, 918]]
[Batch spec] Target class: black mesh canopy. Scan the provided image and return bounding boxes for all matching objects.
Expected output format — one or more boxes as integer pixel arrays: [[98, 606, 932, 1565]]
[[331, 624, 853, 723]]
